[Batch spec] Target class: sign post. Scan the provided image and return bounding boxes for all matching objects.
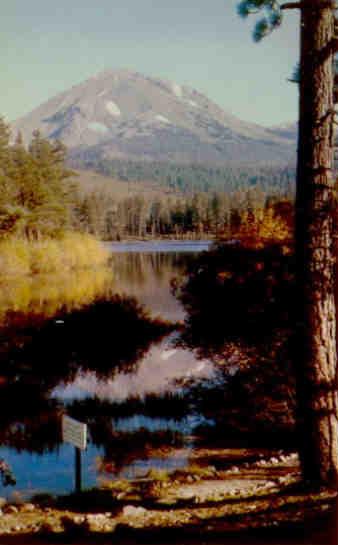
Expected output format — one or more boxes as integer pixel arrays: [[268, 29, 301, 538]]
[[75, 447, 82, 494], [62, 415, 87, 494]]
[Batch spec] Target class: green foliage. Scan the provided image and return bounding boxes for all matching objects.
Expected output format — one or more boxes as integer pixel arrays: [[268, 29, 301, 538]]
[[289, 63, 300, 83], [237, 0, 283, 41], [0, 118, 75, 239]]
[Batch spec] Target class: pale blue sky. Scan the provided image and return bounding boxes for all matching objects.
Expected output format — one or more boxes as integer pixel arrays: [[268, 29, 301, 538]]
[[2, 0, 299, 126]]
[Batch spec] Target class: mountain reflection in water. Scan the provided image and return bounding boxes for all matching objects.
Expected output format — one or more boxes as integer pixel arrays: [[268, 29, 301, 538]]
[[0, 243, 219, 498], [52, 332, 214, 402]]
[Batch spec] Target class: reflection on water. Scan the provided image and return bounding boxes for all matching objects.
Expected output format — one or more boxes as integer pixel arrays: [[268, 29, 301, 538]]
[[0, 268, 114, 324], [0, 242, 210, 324], [0, 242, 216, 498], [52, 332, 214, 402], [110, 251, 191, 321]]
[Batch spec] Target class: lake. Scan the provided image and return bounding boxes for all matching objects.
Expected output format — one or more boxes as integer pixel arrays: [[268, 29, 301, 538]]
[[0, 240, 216, 499]]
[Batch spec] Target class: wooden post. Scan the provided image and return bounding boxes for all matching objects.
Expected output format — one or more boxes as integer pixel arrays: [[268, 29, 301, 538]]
[[75, 447, 82, 494]]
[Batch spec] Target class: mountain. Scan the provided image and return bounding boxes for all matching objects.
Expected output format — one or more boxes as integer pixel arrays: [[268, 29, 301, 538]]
[[12, 69, 296, 165]]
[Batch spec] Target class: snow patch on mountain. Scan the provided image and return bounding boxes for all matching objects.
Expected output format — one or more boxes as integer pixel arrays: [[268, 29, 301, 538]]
[[187, 99, 198, 108], [155, 114, 171, 124], [106, 100, 121, 116], [88, 122, 109, 133], [171, 83, 182, 98]]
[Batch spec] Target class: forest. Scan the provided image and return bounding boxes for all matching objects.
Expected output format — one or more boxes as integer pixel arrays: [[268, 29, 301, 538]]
[[70, 153, 296, 194]]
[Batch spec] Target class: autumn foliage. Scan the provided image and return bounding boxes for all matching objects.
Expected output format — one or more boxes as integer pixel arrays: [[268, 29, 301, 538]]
[[226, 199, 294, 249]]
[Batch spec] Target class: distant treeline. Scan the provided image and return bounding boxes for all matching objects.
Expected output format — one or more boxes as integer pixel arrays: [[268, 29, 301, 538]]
[[69, 155, 296, 194], [70, 155, 296, 240], [74, 188, 294, 241]]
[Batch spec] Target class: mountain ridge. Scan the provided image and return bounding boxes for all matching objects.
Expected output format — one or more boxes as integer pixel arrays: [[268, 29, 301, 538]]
[[11, 69, 296, 165]]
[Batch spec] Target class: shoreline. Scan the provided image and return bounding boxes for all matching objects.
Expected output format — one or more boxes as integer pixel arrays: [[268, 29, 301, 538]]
[[104, 235, 217, 243], [0, 448, 334, 542]]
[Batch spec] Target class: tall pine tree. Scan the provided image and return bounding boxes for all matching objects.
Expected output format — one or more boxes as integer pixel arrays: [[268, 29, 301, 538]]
[[238, 0, 338, 487]]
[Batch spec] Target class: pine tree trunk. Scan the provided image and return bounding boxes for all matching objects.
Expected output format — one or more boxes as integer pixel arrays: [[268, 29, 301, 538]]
[[296, 0, 338, 486]]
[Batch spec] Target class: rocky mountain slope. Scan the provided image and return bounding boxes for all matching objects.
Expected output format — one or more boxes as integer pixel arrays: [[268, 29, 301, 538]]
[[12, 69, 296, 164]]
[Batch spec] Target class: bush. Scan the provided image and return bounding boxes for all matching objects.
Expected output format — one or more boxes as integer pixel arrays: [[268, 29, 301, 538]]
[[0, 238, 31, 276], [176, 242, 295, 348]]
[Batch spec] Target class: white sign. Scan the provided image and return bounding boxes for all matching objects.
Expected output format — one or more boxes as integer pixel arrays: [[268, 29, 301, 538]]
[[62, 415, 87, 450]]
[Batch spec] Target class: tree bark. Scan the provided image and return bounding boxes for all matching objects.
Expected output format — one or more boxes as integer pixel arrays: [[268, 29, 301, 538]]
[[296, 0, 338, 487]]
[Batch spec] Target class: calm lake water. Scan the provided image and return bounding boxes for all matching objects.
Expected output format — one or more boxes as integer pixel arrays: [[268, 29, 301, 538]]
[[0, 240, 215, 499]]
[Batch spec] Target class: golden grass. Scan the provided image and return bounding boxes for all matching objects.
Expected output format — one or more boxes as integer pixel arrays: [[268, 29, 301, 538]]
[[0, 232, 110, 277]]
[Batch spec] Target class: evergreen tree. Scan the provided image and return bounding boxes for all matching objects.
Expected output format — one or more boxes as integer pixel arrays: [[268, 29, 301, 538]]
[[238, 0, 338, 486], [0, 122, 76, 240]]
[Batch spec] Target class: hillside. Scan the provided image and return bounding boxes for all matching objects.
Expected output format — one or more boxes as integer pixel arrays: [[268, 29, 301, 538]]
[[71, 160, 295, 196], [72, 169, 173, 200]]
